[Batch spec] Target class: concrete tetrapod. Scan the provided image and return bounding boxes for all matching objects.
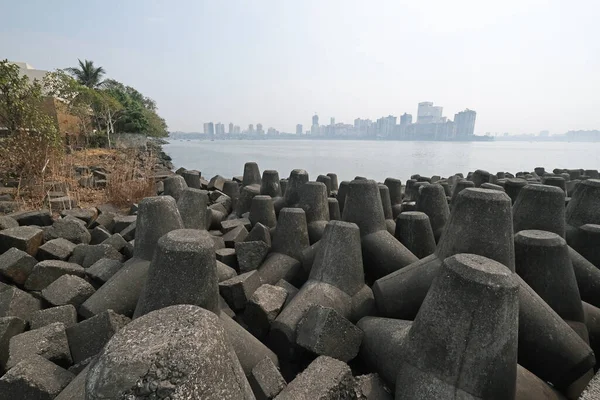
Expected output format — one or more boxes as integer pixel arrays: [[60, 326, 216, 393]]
[[513, 184, 566, 237], [79, 196, 184, 318], [297, 182, 330, 243], [384, 178, 403, 219], [249, 195, 277, 229], [256, 208, 310, 287], [327, 173, 339, 191], [283, 169, 309, 207], [134, 229, 220, 317], [162, 175, 187, 201], [373, 188, 595, 389], [85, 305, 255, 400], [378, 184, 396, 235], [566, 179, 600, 242], [394, 254, 519, 400], [394, 211, 436, 259], [342, 180, 418, 281], [509, 181, 600, 309], [336, 181, 350, 214], [416, 183, 450, 242], [504, 178, 529, 204], [515, 229, 592, 397], [176, 188, 209, 230], [450, 179, 474, 209], [269, 220, 373, 360], [243, 162, 262, 187], [260, 170, 285, 215], [316, 175, 333, 195]]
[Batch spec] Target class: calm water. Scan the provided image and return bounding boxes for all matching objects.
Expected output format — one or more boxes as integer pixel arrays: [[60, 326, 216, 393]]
[[163, 139, 600, 182]]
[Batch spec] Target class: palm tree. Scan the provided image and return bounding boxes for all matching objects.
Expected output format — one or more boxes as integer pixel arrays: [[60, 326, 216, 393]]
[[66, 59, 106, 88]]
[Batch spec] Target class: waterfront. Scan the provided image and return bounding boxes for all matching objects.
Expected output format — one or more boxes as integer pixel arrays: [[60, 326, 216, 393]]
[[164, 139, 600, 182]]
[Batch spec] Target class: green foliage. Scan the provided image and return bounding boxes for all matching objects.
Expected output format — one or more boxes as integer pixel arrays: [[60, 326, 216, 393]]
[[65, 59, 106, 88], [0, 59, 62, 189]]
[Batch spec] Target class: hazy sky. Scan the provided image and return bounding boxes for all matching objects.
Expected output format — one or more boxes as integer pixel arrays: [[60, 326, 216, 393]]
[[2, 0, 599, 134]]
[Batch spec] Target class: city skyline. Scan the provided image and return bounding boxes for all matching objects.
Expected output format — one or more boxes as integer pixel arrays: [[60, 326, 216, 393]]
[[201, 100, 477, 140]]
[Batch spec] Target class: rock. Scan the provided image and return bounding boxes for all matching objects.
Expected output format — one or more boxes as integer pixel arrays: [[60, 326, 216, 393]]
[[88, 212, 115, 231], [86, 258, 123, 284], [60, 208, 97, 224], [41, 274, 96, 307], [101, 233, 129, 252], [0, 226, 43, 256], [0, 316, 26, 372], [6, 322, 72, 369], [219, 270, 262, 311], [37, 238, 77, 261], [353, 374, 393, 400], [0, 247, 37, 284], [249, 357, 287, 400], [24, 260, 86, 291], [66, 309, 130, 365], [0, 216, 18, 230], [246, 222, 272, 246], [275, 356, 355, 399], [275, 280, 299, 307], [8, 210, 53, 226], [56, 363, 91, 400], [30, 305, 78, 330], [119, 220, 136, 241], [0, 284, 42, 321], [85, 305, 254, 399], [209, 174, 227, 191], [236, 241, 270, 273], [69, 244, 123, 268], [44, 216, 91, 244], [112, 215, 136, 234], [223, 225, 249, 248], [222, 218, 252, 233], [217, 261, 237, 282], [216, 248, 238, 270], [177, 188, 209, 230], [89, 226, 111, 245], [0, 355, 74, 399], [244, 284, 288, 339], [296, 305, 363, 363]]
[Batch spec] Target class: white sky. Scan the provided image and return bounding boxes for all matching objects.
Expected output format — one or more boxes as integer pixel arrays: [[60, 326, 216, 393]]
[[2, 0, 599, 134]]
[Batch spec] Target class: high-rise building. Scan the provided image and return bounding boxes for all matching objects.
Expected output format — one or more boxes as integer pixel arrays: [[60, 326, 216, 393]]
[[376, 115, 397, 137], [256, 123, 264, 135], [311, 114, 320, 135], [296, 124, 303, 135], [248, 124, 255, 133], [330, 117, 335, 125], [400, 113, 413, 125], [233, 125, 241, 134], [312, 114, 319, 126], [417, 102, 443, 124], [205, 122, 215, 137], [203, 123, 209, 134], [228, 123, 234, 134], [454, 109, 477, 137], [215, 123, 225, 135]]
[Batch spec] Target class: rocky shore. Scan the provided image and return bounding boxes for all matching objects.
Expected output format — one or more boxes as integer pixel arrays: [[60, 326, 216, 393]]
[[1, 161, 600, 399]]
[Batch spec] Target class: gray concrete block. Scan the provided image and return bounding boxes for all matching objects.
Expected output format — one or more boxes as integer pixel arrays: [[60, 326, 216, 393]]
[[37, 238, 77, 261], [0, 355, 74, 399], [219, 270, 262, 311], [0, 284, 42, 321], [296, 305, 363, 362], [0, 316, 26, 372], [66, 309, 130, 364], [0, 247, 37, 285], [275, 356, 355, 399], [86, 258, 122, 284], [24, 260, 86, 291], [249, 357, 286, 400], [30, 305, 78, 330], [0, 226, 43, 256], [236, 240, 270, 273], [7, 322, 72, 369], [41, 274, 96, 307], [244, 284, 288, 339]]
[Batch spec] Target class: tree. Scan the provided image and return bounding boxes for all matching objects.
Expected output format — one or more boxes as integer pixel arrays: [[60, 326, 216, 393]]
[[0, 60, 62, 192], [65, 59, 106, 89]]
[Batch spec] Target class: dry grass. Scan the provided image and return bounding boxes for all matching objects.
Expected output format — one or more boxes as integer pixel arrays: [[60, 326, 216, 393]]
[[2, 146, 157, 214]]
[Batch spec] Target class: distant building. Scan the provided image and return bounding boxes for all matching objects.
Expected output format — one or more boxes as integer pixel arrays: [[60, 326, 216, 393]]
[[267, 127, 279, 136], [248, 124, 254, 134], [539, 130, 550, 137], [215, 123, 225, 135], [376, 115, 397, 137], [417, 102, 443, 124], [256, 123, 264, 135], [233, 125, 241, 134], [312, 114, 319, 126], [228, 122, 234, 134], [400, 113, 412, 125], [330, 117, 335, 125], [205, 122, 215, 136], [454, 109, 476, 137], [296, 124, 303, 135]]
